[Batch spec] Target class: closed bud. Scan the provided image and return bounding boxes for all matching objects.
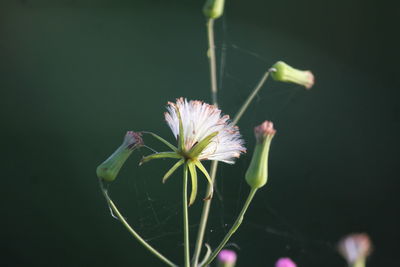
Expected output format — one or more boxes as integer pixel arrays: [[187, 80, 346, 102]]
[[96, 131, 143, 182], [203, 0, 225, 19], [217, 249, 237, 267], [245, 121, 276, 189], [271, 61, 314, 89]]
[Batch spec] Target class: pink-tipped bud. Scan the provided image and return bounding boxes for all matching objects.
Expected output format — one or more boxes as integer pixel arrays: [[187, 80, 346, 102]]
[[245, 121, 276, 189], [338, 233, 372, 265], [217, 249, 237, 267], [271, 61, 315, 89], [254, 121, 276, 144], [123, 131, 144, 150], [275, 257, 297, 267], [96, 131, 143, 182]]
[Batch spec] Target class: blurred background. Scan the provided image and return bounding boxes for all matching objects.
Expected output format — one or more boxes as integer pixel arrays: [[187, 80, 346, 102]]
[[1, 0, 399, 266]]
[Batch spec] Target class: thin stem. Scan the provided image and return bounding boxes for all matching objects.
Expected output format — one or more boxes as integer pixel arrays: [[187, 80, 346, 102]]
[[207, 18, 218, 106], [352, 258, 366, 267], [201, 188, 258, 267], [99, 181, 177, 267], [191, 17, 219, 266], [192, 71, 271, 266], [232, 70, 271, 125], [183, 163, 191, 267], [191, 161, 218, 266]]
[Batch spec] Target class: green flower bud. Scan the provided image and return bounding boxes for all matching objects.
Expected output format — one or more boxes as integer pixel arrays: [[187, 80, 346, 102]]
[[245, 121, 276, 189], [203, 0, 225, 19], [96, 131, 143, 182], [271, 61, 315, 89]]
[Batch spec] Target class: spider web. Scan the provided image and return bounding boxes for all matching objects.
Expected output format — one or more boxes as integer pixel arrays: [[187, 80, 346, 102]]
[[102, 14, 337, 266]]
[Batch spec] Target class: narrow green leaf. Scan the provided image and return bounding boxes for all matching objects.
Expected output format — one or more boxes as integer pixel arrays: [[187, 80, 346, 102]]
[[188, 131, 218, 159], [175, 106, 185, 152], [143, 131, 178, 152], [194, 160, 214, 200], [162, 159, 184, 183], [188, 161, 198, 206], [140, 152, 181, 165]]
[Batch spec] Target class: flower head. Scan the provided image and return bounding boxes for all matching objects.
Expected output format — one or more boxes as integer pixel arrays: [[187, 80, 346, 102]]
[[141, 98, 245, 205], [217, 249, 237, 267], [338, 233, 372, 265], [97, 131, 143, 182], [275, 257, 297, 267], [165, 98, 245, 163]]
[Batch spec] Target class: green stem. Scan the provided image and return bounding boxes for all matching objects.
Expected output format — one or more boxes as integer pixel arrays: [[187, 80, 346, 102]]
[[352, 258, 366, 267], [99, 181, 177, 267], [207, 18, 218, 107], [191, 161, 218, 266], [232, 70, 271, 125], [192, 71, 270, 266], [183, 163, 191, 267], [191, 17, 219, 266], [201, 188, 258, 267]]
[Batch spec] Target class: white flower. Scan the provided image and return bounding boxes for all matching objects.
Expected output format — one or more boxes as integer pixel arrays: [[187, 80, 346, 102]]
[[141, 97, 246, 205], [164, 98, 246, 163]]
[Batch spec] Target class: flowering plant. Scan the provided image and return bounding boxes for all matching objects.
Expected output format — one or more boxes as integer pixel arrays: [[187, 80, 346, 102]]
[[96, 0, 316, 266]]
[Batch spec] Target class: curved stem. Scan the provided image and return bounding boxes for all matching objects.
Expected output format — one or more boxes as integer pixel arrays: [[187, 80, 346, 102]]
[[183, 163, 191, 267], [99, 181, 177, 267], [232, 70, 271, 125], [201, 188, 258, 267]]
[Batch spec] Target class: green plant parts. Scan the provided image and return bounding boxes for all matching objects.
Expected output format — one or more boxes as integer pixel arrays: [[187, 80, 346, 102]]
[[203, 0, 225, 19], [245, 121, 276, 189], [96, 131, 143, 182], [140, 98, 245, 206], [270, 61, 315, 89]]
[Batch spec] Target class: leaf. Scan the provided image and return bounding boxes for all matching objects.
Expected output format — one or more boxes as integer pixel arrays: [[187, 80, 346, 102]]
[[175, 106, 185, 152], [139, 152, 181, 165], [143, 131, 178, 152], [188, 131, 218, 159], [194, 160, 214, 200], [188, 161, 198, 206], [162, 159, 184, 183]]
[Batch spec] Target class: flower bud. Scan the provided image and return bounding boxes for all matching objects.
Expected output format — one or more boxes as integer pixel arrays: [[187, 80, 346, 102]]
[[96, 131, 143, 182], [338, 233, 372, 267], [275, 257, 297, 267], [270, 61, 314, 89], [203, 0, 225, 19], [217, 249, 237, 267], [245, 121, 276, 189]]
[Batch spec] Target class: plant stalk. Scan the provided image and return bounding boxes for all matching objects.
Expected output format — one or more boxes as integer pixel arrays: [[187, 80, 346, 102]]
[[183, 163, 191, 267], [99, 181, 177, 267], [207, 18, 218, 107], [201, 188, 258, 267], [232, 70, 271, 125], [191, 17, 219, 266]]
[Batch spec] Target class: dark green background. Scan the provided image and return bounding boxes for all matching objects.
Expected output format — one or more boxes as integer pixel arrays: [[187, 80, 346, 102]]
[[1, 0, 399, 266]]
